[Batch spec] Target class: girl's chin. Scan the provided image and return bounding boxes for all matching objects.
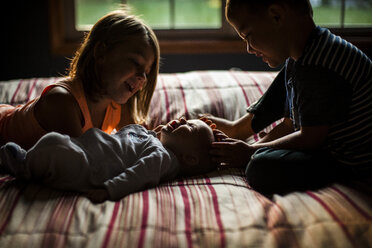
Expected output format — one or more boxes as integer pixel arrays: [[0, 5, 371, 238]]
[[112, 92, 133, 104]]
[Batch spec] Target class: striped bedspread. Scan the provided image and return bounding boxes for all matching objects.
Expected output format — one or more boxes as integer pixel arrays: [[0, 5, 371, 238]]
[[0, 71, 371, 248]]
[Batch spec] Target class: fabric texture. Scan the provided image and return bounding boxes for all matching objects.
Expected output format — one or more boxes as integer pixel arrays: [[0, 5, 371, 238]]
[[0, 71, 371, 248]]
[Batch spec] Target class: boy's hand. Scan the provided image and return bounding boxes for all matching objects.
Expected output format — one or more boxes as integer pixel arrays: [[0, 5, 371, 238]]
[[213, 129, 229, 141], [210, 138, 255, 168], [85, 189, 109, 204]]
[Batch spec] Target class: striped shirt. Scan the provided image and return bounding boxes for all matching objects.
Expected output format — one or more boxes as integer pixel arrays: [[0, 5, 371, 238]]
[[285, 26, 372, 167]]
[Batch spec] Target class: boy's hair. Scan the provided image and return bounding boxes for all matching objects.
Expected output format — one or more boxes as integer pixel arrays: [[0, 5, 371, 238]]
[[68, 9, 160, 124], [226, 0, 313, 19]]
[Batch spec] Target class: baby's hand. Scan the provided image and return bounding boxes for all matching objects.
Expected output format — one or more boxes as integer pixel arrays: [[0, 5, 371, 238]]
[[85, 188, 109, 204]]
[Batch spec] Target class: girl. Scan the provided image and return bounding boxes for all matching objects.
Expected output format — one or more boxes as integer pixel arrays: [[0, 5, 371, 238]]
[[0, 9, 160, 149]]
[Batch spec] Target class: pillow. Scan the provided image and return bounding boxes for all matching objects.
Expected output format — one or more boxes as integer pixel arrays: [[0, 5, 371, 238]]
[[0, 70, 277, 130]]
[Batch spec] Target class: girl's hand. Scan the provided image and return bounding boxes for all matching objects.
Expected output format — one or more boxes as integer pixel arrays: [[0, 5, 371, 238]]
[[85, 189, 109, 204], [210, 138, 255, 168], [153, 125, 164, 132], [153, 125, 164, 138], [199, 114, 234, 136]]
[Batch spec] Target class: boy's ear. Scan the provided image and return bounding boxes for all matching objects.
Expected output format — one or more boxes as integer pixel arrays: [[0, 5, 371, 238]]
[[182, 153, 199, 166], [267, 4, 286, 24]]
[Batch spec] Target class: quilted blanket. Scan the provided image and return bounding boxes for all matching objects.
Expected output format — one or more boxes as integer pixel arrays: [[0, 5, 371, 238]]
[[0, 71, 371, 248]]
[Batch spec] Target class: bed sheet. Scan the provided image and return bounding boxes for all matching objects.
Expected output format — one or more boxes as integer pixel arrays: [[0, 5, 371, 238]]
[[0, 71, 371, 248]]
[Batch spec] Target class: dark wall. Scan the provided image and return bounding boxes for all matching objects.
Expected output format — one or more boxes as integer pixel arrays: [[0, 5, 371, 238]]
[[1, 0, 69, 81], [1, 0, 275, 81]]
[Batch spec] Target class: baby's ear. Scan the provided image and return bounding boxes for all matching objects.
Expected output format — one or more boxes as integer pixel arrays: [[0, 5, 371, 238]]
[[181, 154, 199, 166]]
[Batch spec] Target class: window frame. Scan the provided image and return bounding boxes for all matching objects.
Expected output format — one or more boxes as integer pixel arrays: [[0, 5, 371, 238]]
[[48, 0, 372, 56]]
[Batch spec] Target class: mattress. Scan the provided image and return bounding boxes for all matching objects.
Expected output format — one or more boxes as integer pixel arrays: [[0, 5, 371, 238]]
[[0, 70, 371, 248]]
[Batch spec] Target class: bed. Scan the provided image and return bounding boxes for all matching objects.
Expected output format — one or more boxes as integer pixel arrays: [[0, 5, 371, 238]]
[[0, 70, 371, 248]]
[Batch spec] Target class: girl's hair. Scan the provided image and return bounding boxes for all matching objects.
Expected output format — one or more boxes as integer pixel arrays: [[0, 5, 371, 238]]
[[226, 0, 313, 19], [68, 9, 160, 124]]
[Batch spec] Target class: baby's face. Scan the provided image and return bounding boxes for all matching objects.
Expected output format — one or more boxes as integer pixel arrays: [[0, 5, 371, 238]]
[[159, 118, 214, 153]]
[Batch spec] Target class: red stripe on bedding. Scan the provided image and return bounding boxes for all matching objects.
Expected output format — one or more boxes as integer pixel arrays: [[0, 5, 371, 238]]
[[175, 75, 189, 119], [0, 176, 13, 183], [306, 191, 357, 248], [179, 181, 192, 248], [246, 73, 264, 96], [41, 196, 78, 248], [330, 186, 372, 220], [229, 72, 250, 106], [0, 189, 23, 235], [102, 202, 120, 248], [10, 79, 23, 105], [205, 178, 226, 248], [248, 73, 278, 131], [138, 190, 149, 248], [26, 78, 38, 102], [200, 72, 225, 117], [161, 80, 171, 123], [229, 72, 261, 141]]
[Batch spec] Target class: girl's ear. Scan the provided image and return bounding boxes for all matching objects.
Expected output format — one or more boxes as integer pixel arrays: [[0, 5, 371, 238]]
[[94, 42, 106, 63]]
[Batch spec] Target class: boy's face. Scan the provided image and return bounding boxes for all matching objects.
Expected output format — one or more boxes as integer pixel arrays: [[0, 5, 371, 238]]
[[228, 6, 290, 68]]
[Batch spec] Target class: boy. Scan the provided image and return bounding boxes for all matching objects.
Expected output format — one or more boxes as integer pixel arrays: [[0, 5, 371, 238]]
[[0, 118, 217, 203], [206, 0, 372, 194]]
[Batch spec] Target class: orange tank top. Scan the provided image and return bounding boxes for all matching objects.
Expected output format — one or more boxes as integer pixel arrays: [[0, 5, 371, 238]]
[[0, 79, 121, 149]]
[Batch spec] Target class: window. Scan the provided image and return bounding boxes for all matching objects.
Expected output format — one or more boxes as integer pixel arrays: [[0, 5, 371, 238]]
[[310, 0, 372, 27], [76, 0, 223, 30], [74, 0, 234, 39], [49, 0, 372, 55]]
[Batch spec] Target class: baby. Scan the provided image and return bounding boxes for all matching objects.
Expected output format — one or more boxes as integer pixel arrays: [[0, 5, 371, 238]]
[[0, 118, 216, 203]]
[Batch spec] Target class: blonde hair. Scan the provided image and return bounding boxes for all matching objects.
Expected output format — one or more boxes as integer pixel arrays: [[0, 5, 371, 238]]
[[68, 9, 160, 124]]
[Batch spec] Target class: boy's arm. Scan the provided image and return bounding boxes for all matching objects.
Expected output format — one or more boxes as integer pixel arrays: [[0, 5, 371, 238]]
[[255, 118, 294, 144], [104, 148, 176, 201], [211, 118, 328, 167], [251, 124, 329, 151], [202, 113, 254, 140]]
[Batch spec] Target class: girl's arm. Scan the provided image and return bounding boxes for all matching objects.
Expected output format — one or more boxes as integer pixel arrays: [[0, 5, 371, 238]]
[[34, 87, 83, 137]]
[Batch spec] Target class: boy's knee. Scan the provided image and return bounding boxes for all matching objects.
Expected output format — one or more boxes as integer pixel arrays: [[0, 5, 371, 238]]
[[245, 148, 272, 191]]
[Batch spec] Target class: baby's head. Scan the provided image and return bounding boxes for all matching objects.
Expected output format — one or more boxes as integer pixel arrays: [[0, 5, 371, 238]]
[[159, 118, 217, 177]]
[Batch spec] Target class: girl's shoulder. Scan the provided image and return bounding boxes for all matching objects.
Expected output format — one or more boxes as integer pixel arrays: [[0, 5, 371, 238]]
[[34, 79, 84, 136]]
